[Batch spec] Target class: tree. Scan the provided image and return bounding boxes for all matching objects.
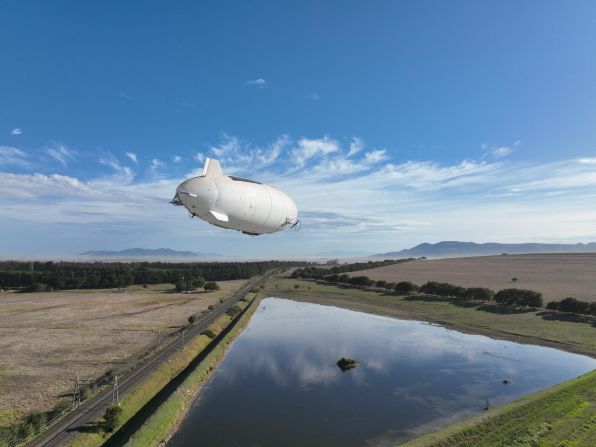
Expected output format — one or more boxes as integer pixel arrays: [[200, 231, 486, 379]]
[[175, 277, 187, 293], [558, 297, 588, 314], [588, 302, 596, 316], [494, 289, 543, 307], [103, 403, 122, 433], [464, 287, 495, 302], [395, 281, 417, 294], [204, 281, 220, 291], [546, 301, 559, 311]]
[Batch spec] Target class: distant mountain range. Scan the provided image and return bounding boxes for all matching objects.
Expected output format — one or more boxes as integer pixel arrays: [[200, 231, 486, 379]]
[[79, 248, 218, 258], [372, 241, 596, 259]]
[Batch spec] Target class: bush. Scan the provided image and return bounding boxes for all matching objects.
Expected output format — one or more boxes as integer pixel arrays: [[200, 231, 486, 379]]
[[349, 276, 373, 287], [464, 287, 495, 302], [494, 289, 543, 307], [225, 305, 242, 318], [558, 297, 589, 314], [204, 281, 220, 291], [23, 282, 48, 293], [201, 329, 217, 338], [294, 284, 300, 289], [589, 302, 596, 316], [419, 282, 466, 298], [25, 411, 46, 436], [188, 315, 197, 324], [546, 301, 559, 311], [394, 281, 418, 294], [103, 403, 122, 433]]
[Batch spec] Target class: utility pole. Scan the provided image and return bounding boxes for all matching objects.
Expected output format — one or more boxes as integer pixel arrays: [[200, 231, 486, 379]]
[[112, 375, 119, 403], [72, 376, 80, 407]]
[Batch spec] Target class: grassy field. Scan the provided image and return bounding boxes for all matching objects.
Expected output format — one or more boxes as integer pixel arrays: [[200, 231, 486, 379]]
[[401, 369, 596, 447], [266, 278, 596, 358], [350, 253, 596, 302], [0, 280, 247, 423], [66, 296, 255, 447]]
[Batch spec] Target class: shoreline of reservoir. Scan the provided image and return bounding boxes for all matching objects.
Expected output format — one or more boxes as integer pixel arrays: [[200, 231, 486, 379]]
[[270, 278, 596, 359]]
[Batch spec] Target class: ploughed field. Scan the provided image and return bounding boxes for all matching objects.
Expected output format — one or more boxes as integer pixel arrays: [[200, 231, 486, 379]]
[[350, 254, 596, 302], [0, 280, 246, 425]]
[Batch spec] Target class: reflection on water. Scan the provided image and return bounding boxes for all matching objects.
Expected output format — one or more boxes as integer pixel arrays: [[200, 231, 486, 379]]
[[169, 298, 596, 447]]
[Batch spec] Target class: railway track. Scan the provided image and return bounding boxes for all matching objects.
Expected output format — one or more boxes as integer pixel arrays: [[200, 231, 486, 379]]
[[27, 271, 274, 447]]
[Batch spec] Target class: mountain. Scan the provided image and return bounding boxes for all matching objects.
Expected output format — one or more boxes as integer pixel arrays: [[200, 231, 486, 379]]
[[79, 248, 218, 258], [372, 241, 596, 259]]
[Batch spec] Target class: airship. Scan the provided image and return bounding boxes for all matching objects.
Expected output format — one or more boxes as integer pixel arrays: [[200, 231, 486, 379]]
[[171, 158, 299, 235]]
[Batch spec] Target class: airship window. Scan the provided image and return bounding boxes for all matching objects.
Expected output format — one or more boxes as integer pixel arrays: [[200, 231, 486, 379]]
[[229, 176, 262, 185]]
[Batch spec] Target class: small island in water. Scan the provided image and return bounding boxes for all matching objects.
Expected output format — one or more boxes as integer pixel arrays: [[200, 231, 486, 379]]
[[337, 357, 359, 372]]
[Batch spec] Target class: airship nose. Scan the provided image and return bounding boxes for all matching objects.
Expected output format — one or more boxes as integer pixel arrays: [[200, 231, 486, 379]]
[[174, 177, 219, 214]]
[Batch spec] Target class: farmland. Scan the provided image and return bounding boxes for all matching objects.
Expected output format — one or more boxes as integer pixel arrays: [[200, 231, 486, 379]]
[[0, 280, 247, 424], [350, 254, 596, 302]]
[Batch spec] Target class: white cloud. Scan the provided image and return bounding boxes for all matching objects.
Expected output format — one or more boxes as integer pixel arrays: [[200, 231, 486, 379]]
[[172, 155, 182, 163], [307, 93, 320, 101], [246, 78, 267, 88], [119, 91, 136, 100], [45, 142, 75, 167], [363, 149, 388, 164], [2, 134, 596, 255], [150, 158, 164, 176], [348, 137, 365, 157], [290, 137, 339, 168], [195, 152, 206, 163], [0, 146, 28, 167], [125, 152, 138, 164], [11, 128, 22, 136], [492, 146, 513, 158], [99, 154, 134, 181]]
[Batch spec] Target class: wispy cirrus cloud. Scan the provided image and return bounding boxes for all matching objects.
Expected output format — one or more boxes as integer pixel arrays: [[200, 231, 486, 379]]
[[45, 142, 75, 167], [11, 128, 23, 136], [125, 152, 138, 164], [0, 146, 29, 167]]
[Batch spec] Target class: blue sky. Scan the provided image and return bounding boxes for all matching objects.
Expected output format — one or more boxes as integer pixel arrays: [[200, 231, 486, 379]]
[[1, 1, 596, 257]]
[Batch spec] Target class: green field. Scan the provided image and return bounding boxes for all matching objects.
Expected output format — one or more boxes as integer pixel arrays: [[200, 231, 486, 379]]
[[267, 278, 596, 358], [401, 370, 596, 447]]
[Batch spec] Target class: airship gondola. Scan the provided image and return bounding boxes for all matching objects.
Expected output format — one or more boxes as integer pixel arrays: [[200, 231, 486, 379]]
[[172, 158, 299, 235]]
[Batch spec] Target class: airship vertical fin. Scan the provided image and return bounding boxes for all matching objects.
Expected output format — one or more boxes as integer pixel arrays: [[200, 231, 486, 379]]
[[203, 158, 222, 178]]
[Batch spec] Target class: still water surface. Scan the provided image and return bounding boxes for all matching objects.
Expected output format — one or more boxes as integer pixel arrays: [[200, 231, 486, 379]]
[[169, 298, 596, 446]]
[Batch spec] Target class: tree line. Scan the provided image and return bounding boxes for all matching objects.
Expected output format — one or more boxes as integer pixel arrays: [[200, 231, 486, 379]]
[[546, 297, 596, 316], [292, 267, 546, 308], [290, 259, 411, 280], [0, 260, 309, 291]]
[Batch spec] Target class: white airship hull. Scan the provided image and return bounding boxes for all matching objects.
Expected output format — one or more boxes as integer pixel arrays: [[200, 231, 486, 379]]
[[173, 159, 298, 235]]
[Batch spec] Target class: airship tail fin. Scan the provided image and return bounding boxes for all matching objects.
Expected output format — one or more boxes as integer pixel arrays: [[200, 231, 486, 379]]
[[203, 158, 222, 178]]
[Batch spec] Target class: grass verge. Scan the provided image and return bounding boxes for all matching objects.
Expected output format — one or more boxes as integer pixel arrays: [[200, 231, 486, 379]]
[[66, 298, 253, 447], [268, 279, 596, 358], [107, 292, 262, 447], [401, 369, 596, 447]]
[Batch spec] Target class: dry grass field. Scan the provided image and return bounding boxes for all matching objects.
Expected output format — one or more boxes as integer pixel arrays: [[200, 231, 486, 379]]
[[350, 254, 596, 302], [0, 280, 247, 424]]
